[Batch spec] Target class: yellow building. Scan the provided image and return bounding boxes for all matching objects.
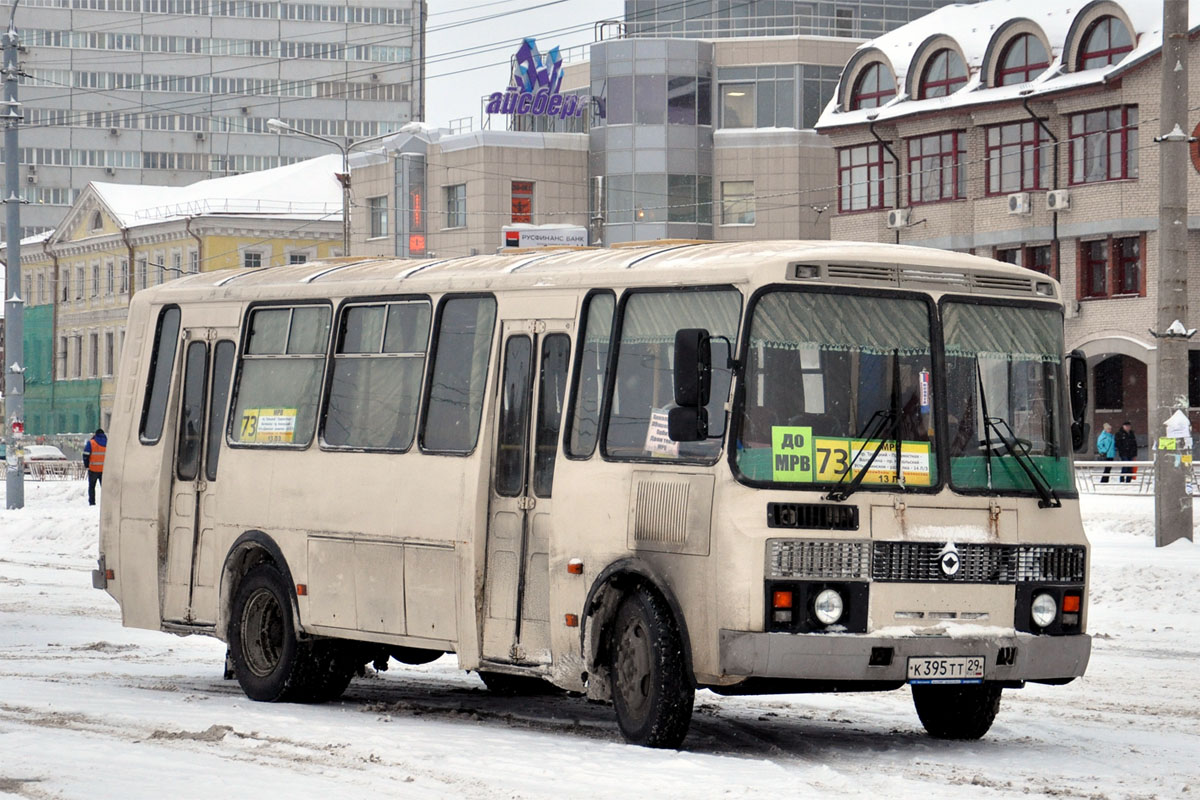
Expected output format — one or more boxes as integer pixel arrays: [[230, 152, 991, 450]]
[[4, 156, 343, 434]]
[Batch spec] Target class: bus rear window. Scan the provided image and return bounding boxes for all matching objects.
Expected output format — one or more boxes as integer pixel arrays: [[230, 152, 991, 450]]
[[230, 305, 331, 448], [139, 305, 181, 444]]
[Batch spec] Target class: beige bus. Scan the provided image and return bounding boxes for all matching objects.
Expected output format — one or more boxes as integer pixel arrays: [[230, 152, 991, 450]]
[[94, 240, 1091, 748]]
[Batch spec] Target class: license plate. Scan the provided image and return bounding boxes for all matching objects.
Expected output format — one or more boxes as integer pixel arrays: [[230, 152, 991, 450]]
[[907, 656, 985, 684]]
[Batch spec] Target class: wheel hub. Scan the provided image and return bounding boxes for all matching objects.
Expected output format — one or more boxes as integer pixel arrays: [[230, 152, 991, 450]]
[[241, 587, 284, 678]]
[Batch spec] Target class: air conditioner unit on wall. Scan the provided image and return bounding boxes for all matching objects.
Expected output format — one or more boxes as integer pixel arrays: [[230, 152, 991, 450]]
[[1046, 189, 1071, 211], [886, 208, 911, 229], [1007, 192, 1031, 215], [26, 173, 36, 185], [104, 167, 115, 176]]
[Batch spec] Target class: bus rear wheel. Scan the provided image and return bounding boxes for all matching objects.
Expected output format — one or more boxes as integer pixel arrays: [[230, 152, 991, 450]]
[[911, 682, 1002, 740], [609, 587, 694, 748], [229, 564, 354, 703]]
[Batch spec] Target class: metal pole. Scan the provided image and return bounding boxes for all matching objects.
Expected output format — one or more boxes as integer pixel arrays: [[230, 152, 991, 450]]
[[341, 145, 350, 255], [1154, 0, 1192, 546], [3, 13, 24, 509]]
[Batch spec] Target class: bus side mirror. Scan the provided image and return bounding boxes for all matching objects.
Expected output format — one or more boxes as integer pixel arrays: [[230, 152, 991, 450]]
[[670, 328, 712, 442], [1068, 350, 1088, 423], [1068, 350, 1088, 452], [673, 328, 712, 408], [668, 406, 708, 442]]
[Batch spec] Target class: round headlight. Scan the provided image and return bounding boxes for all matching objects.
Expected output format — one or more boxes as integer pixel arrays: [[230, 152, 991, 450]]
[[1031, 592, 1058, 628], [813, 589, 845, 626]]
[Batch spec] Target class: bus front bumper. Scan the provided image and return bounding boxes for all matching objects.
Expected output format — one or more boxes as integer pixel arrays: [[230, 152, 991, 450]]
[[718, 629, 1091, 683]]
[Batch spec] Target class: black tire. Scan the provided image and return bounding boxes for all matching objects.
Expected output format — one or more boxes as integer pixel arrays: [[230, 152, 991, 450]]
[[609, 588, 694, 748], [478, 671, 561, 695], [912, 682, 1003, 740], [228, 564, 354, 703]]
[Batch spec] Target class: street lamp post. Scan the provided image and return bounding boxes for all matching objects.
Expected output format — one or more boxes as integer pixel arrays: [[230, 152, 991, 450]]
[[266, 119, 397, 256]]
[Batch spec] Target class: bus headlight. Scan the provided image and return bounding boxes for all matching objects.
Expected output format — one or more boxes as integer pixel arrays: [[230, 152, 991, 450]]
[[1031, 592, 1058, 628], [813, 589, 845, 625]]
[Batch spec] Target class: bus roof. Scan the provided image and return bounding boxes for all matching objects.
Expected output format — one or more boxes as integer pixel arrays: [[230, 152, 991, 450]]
[[139, 240, 1060, 303]]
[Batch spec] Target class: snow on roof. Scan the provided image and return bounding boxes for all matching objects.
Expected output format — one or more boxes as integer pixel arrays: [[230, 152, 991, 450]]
[[91, 153, 344, 229], [816, 0, 1198, 131]]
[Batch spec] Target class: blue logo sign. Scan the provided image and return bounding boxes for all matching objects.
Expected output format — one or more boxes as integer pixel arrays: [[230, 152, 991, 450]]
[[487, 37, 586, 120]]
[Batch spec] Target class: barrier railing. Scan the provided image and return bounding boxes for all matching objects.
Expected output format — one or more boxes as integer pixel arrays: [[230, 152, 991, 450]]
[[1074, 460, 1156, 493], [27, 461, 87, 481]]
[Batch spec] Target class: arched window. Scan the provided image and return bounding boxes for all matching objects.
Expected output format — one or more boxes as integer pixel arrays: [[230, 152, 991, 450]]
[[919, 49, 968, 99], [997, 33, 1050, 86], [850, 62, 896, 110], [89, 211, 103, 232], [1078, 16, 1133, 70]]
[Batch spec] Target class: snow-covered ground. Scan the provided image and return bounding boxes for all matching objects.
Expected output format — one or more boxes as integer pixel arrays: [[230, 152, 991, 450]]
[[1, 481, 1197, 799]]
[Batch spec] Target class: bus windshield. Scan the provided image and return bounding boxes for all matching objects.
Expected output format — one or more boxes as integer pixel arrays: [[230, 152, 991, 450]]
[[943, 301, 1073, 494], [734, 290, 937, 491]]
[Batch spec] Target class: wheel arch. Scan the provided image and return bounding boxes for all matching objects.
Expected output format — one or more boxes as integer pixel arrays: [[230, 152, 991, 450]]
[[218, 530, 300, 641], [580, 558, 696, 698]]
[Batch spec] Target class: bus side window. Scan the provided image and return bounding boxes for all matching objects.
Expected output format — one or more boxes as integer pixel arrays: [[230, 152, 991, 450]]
[[604, 288, 741, 461], [229, 305, 331, 448], [323, 299, 431, 450], [421, 295, 497, 454], [139, 305, 181, 444], [565, 291, 614, 458], [533, 333, 571, 497], [204, 340, 235, 481]]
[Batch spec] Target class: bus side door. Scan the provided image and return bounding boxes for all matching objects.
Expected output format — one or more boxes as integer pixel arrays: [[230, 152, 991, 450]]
[[481, 319, 572, 665], [162, 329, 236, 626]]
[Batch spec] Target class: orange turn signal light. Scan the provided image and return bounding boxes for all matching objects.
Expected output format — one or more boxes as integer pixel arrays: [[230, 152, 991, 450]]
[[105, 569, 114, 580], [564, 613, 579, 627], [1062, 594, 1081, 613], [773, 590, 793, 609], [296, 584, 307, 596]]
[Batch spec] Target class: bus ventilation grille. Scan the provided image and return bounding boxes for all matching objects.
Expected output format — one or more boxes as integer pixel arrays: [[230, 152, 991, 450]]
[[633, 479, 690, 544], [767, 502, 859, 531]]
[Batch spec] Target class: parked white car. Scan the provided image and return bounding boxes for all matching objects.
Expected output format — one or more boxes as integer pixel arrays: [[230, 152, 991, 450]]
[[24, 445, 76, 478]]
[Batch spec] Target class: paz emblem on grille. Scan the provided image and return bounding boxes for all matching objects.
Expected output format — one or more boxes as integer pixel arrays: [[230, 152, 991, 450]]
[[939, 543, 961, 577]]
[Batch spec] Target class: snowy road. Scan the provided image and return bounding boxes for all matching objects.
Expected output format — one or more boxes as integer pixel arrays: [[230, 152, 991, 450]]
[[1, 483, 1197, 799]]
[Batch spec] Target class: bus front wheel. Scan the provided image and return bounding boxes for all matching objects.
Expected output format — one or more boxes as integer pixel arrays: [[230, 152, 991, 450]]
[[609, 587, 694, 748], [229, 564, 354, 703], [911, 682, 1002, 739]]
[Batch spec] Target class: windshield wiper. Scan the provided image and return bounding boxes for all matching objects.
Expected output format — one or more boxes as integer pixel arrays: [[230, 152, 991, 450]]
[[975, 363, 1061, 509], [827, 349, 904, 502]]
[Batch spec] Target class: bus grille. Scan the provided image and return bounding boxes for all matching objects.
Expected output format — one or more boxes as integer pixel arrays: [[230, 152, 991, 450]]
[[872, 542, 1015, 583], [768, 539, 870, 580], [871, 542, 1086, 584], [1017, 545, 1087, 583]]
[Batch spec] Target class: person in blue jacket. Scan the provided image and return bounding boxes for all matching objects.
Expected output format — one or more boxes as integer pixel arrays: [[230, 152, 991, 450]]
[[1096, 422, 1116, 484]]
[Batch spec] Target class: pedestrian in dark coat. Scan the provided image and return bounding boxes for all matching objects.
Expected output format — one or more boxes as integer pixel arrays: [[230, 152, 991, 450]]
[[83, 428, 107, 506], [1115, 421, 1138, 483]]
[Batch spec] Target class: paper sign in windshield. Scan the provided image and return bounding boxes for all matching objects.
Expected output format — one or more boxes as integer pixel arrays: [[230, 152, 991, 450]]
[[771, 425, 932, 486], [644, 408, 680, 457], [239, 408, 298, 444]]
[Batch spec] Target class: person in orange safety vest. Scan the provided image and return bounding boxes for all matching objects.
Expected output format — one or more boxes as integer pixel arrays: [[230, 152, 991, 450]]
[[83, 428, 107, 506]]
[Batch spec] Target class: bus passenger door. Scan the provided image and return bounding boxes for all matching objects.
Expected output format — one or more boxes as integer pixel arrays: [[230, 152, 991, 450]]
[[482, 320, 572, 665], [162, 330, 236, 626]]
